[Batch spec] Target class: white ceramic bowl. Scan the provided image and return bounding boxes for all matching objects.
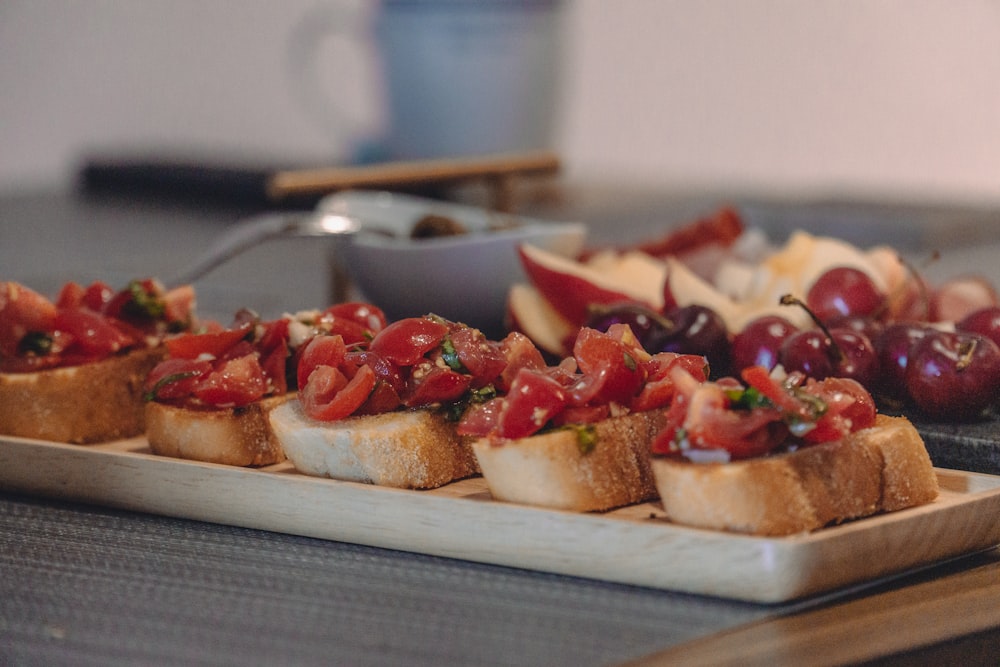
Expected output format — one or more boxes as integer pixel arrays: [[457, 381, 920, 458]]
[[318, 191, 586, 335]]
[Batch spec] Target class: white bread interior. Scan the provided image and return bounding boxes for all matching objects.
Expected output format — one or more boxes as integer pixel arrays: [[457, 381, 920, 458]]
[[0, 346, 165, 444], [145, 393, 291, 467], [652, 414, 939, 536], [472, 410, 666, 512], [268, 400, 479, 489]]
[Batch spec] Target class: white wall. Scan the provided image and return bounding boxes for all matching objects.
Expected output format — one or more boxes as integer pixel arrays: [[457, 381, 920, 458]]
[[2, 0, 999, 203]]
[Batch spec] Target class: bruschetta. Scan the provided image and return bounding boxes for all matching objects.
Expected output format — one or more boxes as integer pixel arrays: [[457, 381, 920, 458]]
[[648, 364, 939, 535], [0, 278, 195, 443], [143, 302, 387, 467]]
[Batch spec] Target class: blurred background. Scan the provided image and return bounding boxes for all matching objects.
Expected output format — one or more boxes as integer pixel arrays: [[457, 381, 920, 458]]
[[2, 0, 998, 205]]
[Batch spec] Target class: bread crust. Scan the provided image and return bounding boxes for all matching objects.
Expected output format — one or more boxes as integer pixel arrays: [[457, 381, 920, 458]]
[[269, 400, 479, 489], [145, 394, 291, 467], [651, 414, 939, 536], [0, 346, 165, 444], [472, 410, 667, 512]]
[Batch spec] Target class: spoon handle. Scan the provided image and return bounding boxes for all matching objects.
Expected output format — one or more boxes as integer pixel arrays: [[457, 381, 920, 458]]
[[168, 213, 306, 286]]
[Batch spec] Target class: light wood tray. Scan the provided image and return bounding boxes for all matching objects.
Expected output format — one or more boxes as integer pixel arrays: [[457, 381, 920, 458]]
[[3, 434, 1000, 603]]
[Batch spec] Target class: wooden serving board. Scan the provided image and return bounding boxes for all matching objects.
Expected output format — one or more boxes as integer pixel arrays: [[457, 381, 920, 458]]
[[3, 434, 1000, 603]]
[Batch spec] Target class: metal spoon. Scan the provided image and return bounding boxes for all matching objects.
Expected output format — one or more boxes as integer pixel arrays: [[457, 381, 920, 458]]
[[168, 211, 373, 286]]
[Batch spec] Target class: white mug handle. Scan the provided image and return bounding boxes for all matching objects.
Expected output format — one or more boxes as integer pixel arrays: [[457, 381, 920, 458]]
[[285, 4, 387, 163]]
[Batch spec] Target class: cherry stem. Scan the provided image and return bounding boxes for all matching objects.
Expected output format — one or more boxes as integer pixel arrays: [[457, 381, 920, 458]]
[[779, 294, 846, 364], [956, 338, 977, 372]]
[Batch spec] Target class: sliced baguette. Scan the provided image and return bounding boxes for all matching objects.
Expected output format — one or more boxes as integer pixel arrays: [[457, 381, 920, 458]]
[[145, 394, 291, 467], [268, 399, 479, 489], [651, 414, 939, 536], [472, 410, 667, 512], [0, 346, 165, 444]]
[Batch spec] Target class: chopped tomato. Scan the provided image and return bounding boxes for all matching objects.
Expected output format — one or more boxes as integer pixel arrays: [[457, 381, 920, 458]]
[[297, 335, 347, 389], [496, 331, 546, 392], [55, 282, 86, 309], [448, 326, 507, 389], [162, 285, 196, 326], [344, 349, 405, 395], [678, 380, 787, 458], [191, 354, 268, 407], [631, 353, 706, 412], [568, 327, 644, 406], [403, 363, 473, 407], [369, 317, 449, 366], [54, 308, 133, 357], [322, 302, 388, 341], [300, 363, 377, 421], [799, 376, 877, 443], [165, 322, 252, 360], [496, 368, 568, 439], [0, 282, 58, 357], [83, 281, 115, 312], [456, 397, 505, 437], [144, 358, 213, 401]]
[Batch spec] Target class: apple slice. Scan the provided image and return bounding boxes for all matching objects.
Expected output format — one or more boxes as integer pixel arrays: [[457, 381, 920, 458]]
[[506, 283, 576, 357], [517, 244, 666, 325]]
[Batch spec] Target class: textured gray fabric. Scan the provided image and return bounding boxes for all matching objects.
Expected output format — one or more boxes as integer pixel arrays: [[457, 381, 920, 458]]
[[0, 493, 773, 667]]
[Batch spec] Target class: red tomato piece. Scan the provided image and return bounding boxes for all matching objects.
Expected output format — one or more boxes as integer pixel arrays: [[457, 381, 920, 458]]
[[54, 307, 133, 357], [144, 357, 213, 401], [799, 376, 876, 443], [323, 302, 388, 335], [449, 326, 507, 388], [301, 363, 377, 421], [455, 397, 505, 437], [496, 331, 546, 393], [162, 285, 196, 326], [681, 382, 787, 459], [165, 323, 252, 360], [570, 328, 644, 405], [403, 364, 473, 407], [296, 335, 348, 389], [55, 282, 86, 309], [497, 368, 568, 439], [192, 354, 267, 407], [344, 349, 405, 395], [0, 282, 58, 357], [369, 317, 448, 366], [82, 281, 115, 311]]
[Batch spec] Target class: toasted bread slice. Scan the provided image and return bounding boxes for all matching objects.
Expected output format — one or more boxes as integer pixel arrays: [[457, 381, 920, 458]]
[[268, 400, 479, 489], [471, 410, 667, 512], [145, 394, 291, 467], [0, 346, 165, 444], [651, 414, 939, 536]]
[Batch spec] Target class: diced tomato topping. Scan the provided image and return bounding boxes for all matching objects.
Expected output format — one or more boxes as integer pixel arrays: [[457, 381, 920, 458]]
[[165, 322, 253, 360], [144, 358, 213, 401], [403, 363, 474, 407], [191, 354, 268, 407], [369, 317, 449, 366], [799, 376, 877, 443], [456, 397, 505, 437], [54, 307, 134, 357], [162, 285, 196, 326], [300, 363, 377, 421], [496, 331, 546, 392], [322, 302, 388, 342], [0, 282, 58, 357], [567, 327, 644, 406], [496, 368, 568, 439], [448, 326, 507, 389], [297, 335, 348, 389]]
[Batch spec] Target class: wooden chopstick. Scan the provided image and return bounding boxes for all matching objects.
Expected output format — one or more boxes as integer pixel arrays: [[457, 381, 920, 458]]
[[265, 150, 561, 211]]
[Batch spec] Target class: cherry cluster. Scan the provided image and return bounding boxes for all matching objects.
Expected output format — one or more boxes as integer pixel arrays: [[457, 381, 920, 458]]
[[585, 267, 1000, 422]]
